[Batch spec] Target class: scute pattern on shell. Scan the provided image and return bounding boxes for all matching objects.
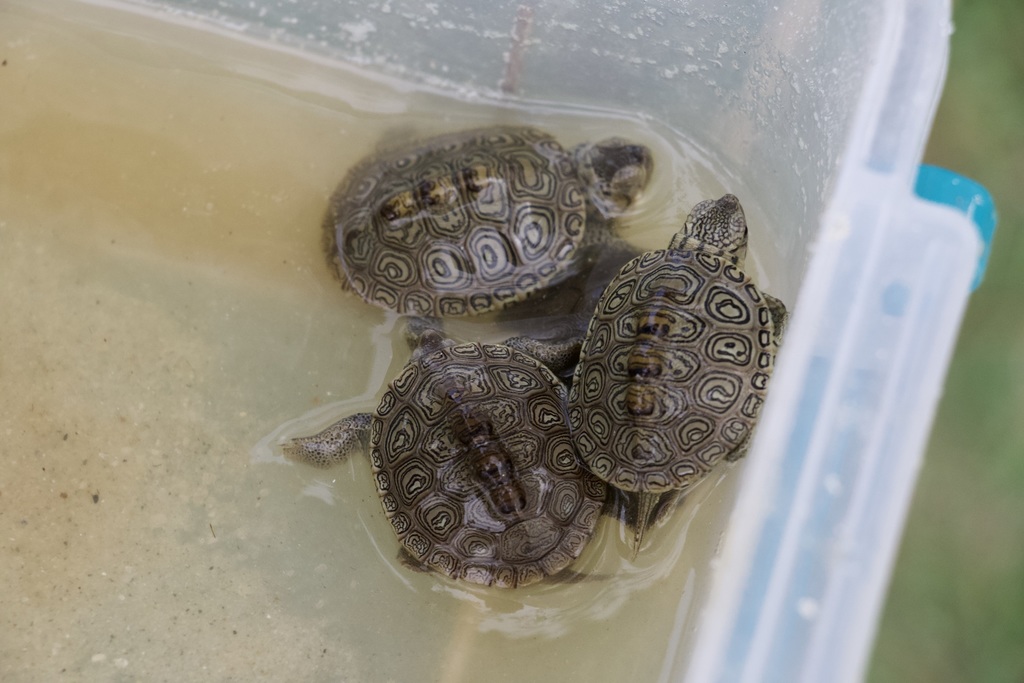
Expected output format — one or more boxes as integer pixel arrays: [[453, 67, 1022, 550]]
[[369, 342, 606, 588], [329, 127, 587, 316], [568, 248, 776, 493]]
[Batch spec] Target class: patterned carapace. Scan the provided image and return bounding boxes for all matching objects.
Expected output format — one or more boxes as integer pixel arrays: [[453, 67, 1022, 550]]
[[324, 126, 652, 317], [569, 195, 787, 495]]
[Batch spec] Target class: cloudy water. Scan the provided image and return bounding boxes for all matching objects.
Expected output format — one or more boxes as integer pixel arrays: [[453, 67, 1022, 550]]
[[0, 2, 780, 680]]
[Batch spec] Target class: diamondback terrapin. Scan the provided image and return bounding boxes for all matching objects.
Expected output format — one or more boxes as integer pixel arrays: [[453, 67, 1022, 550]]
[[285, 324, 607, 588], [568, 194, 787, 550], [324, 126, 652, 317]]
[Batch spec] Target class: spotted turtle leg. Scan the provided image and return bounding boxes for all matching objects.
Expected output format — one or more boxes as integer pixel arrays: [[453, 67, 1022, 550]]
[[764, 292, 789, 344], [396, 547, 433, 574], [283, 413, 373, 468], [724, 432, 753, 464], [502, 335, 583, 378]]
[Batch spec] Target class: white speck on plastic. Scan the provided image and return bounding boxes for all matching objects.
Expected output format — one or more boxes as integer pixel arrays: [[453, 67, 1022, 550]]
[[796, 597, 820, 620]]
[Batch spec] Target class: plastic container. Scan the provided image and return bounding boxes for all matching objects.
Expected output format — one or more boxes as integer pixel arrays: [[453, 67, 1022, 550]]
[[88, 0, 990, 680]]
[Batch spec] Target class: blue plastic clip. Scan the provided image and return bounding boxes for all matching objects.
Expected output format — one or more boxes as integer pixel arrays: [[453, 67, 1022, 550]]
[[914, 165, 997, 290]]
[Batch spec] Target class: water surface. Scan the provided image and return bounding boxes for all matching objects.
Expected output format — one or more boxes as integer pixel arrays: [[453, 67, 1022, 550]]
[[0, 2, 759, 680]]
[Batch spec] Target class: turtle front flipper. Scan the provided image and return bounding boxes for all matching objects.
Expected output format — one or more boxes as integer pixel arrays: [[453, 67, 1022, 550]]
[[284, 412, 373, 468], [396, 547, 433, 574]]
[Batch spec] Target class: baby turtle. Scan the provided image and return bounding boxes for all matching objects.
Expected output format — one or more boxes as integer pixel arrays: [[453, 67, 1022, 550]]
[[568, 195, 788, 550], [285, 324, 607, 588], [325, 126, 652, 317]]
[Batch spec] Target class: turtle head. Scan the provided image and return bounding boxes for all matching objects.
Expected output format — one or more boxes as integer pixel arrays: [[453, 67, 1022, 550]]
[[674, 194, 749, 262], [405, 316, 453, 357], [574, 139, 653, 218]]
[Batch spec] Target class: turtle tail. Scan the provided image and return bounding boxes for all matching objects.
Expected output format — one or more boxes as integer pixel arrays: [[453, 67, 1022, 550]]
[[607, 489, 686, 557], [629, 491, 662, 557]]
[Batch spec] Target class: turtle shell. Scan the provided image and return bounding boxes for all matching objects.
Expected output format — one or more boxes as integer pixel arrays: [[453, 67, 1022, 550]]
[[368, 341, 606, 588], [328, 126, 587, 317], [568, 248, 777, 493]]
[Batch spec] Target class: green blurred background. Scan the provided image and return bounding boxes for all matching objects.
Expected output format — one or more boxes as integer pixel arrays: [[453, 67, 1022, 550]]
[[868, 0, 1024, 681]]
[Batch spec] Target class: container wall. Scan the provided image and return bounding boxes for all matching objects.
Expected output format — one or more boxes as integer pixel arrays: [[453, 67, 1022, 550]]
[[678, 0, 984, 681], [72, 1, 977, 680]]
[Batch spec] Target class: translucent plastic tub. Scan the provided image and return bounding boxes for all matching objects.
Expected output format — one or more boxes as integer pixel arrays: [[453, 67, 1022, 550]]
[[157, 2, 984, 679], [4, 0, 990, 681]]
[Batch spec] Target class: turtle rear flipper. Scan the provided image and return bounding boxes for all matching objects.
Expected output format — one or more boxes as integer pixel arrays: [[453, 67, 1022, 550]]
[[502, 334, 583, 378], [283, 412, 373, 468], [764, 292, 789, 343]]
